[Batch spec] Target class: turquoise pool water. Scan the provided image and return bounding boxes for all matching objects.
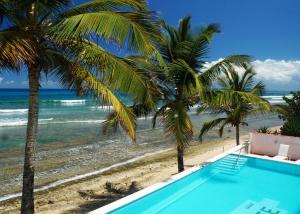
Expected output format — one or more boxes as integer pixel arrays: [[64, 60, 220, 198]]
[[109, 154, 300, 214]]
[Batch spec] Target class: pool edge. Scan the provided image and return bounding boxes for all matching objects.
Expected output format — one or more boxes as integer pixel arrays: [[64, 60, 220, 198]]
[[89, 145, 245, 214]]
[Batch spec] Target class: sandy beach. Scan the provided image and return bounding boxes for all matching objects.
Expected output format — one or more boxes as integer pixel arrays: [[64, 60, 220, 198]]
[[0, 112, 282, 197], [0, 0, 298, 212], [0, 112, 283, 214], [0, 135, 248, 214]]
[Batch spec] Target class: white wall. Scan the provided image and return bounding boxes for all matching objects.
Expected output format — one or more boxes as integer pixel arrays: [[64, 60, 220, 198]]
[[250, 132, 300, 160]]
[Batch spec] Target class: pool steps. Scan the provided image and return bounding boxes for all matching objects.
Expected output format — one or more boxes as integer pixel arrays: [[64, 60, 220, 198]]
[[142, 156, 248, 213], [212, 155, 248, 175]]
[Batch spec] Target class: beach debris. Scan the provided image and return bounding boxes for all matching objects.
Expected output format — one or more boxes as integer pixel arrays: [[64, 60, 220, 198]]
[[105, 181, 140, 195]]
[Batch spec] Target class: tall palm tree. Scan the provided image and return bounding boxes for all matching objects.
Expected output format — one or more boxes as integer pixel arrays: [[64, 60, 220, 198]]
[[150, 16, 251, 172], [0, 0, 161, 213], [198, 67, 272, 145]]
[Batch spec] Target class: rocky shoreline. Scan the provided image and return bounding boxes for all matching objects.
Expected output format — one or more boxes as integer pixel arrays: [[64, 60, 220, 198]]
[[0, 113, 282, 199]]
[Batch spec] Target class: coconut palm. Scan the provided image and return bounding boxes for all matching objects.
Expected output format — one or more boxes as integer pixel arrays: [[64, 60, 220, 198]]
[[198, 67, 272, 145], [0, 0, 161, 213], [150, 16, 251, 172]]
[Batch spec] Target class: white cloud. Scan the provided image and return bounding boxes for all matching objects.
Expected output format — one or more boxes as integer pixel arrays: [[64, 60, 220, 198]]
[[5, 80, 15, 85], [0, 78, 15, 86], [204, 59, 300, 91], [252, 59, 300, 85]]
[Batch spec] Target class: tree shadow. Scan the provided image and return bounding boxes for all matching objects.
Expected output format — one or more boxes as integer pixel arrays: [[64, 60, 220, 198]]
[[63, 181, 140, 214]]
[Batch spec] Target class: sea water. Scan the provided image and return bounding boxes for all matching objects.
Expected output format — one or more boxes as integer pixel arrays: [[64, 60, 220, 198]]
[[0, 89, 288, 197], [0, 89, 290, 150], [0, 89, 121, 149]]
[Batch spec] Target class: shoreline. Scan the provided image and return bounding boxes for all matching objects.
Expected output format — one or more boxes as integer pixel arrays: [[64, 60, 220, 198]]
[[0, 115, 283, 199], [0, 148, 173, 202], [0, 136, 244, 214]]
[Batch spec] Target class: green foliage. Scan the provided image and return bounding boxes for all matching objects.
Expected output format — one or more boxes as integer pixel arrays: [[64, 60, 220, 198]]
[[151, 16, 251, 149], [279, 91, 300, 121], [198, 67, 272, 143], [257, 126, 270, 134], [0, 0, 162, 140], [279, 91, 300, 137], [281, 120, 300, 137]]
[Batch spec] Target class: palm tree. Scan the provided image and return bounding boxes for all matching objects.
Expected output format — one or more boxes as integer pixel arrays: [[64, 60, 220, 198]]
[[198, 67, 272, 145], [150, 16, 251, 172], [0, 0, 161, 213]]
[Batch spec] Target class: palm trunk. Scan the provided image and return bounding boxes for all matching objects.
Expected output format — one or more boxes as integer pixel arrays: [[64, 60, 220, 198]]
[[177, 145, 184, 172], [235, 124, 240, 146], [21, 66, 40, 214]]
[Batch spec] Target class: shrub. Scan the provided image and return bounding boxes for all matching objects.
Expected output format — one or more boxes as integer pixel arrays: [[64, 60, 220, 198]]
[[257, 126, 270, 134], [279, 91, 300, 121], [278, 91, 300, 137], [281, 120, 300, 137]]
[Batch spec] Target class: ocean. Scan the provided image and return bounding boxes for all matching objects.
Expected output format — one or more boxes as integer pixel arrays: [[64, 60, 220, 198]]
[[0, 89, 291, 149], [0, 89, 118, 149], [0, 89, 289, 197]]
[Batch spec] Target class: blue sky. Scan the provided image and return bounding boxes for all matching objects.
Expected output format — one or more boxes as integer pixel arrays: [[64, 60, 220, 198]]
[[0, 0, 299, 90], [150, 0, 300, 60]]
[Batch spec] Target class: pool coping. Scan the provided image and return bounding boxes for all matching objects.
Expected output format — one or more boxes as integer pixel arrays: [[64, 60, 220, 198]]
[[240, 153, 300, 166], [89, 144, 246, 214]]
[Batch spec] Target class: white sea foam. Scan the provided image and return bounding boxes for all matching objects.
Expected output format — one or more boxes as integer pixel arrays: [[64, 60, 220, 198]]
[[0, 109, 28, 114], [57, 119, 105, 124], [52, 99, 87, 106], [0, 118, 54, 127], [54, 99, 86, 103], [261, 95, 292, 104], [261, 95, 292, 99], [90, 106, 113, 111], [0, 118, 106, 127]]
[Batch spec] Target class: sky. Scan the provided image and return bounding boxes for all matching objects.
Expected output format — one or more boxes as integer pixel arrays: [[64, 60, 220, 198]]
[[0, 0, 299, 90]]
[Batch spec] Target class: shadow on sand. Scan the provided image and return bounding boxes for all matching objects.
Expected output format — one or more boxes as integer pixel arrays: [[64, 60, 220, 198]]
[[63, 181, 140, 214]]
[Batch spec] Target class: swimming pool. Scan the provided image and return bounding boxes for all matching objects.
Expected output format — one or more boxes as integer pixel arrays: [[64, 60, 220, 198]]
[[91, 154, 300, 214]]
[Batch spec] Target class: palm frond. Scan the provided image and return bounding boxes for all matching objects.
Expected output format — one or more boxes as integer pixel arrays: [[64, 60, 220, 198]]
[[200, 55, 251, 82], [68, 41, 158, 109], [55, 11, 161, 55], [162, 101, 193, 147], [199, 118, 226, 141], [63, 0, 147, 17], [208, 89, 270, 110], [169, 59, 200, 94], [152, 102, 171, 128], [0, 30, 35, 69], [199, 65, 273, 142], [250, 81, 265, 96], [178, 16, 191, 41], [185, 23, 220, 69], [218, 119, 231, 137], [102, 111, 120, 136], [51, 57, 137, 139], [239, 67, 255, 90]]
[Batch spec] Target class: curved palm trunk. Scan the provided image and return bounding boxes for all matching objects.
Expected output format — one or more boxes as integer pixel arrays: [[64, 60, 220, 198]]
[[21, 66, 40, 214], [235, 124, 240, 146], [176, 86, 185, 173], [177, 145, 184, 172]]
